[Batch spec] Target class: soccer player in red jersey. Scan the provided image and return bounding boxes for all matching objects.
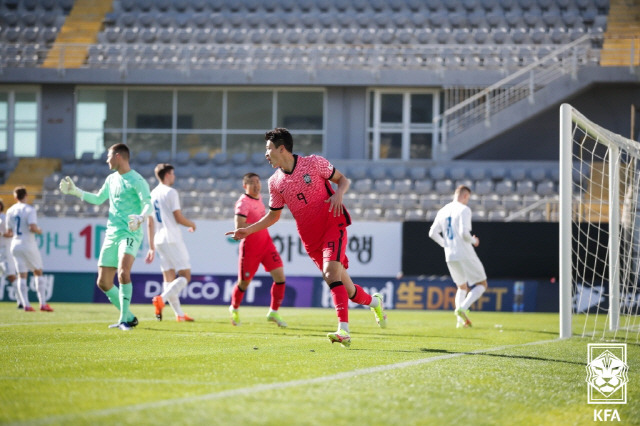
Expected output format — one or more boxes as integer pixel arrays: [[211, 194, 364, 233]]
[[226, 128, 387, 347], [229, 172, 288, 328]]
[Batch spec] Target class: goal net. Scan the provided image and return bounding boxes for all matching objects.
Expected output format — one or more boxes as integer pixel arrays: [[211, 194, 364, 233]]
[[560, 103, 640, 341]]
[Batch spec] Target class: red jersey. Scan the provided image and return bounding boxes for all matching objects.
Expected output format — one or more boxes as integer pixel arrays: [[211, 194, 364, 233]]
[[268, 154, 351, 250], [235, 193, 271, 246]]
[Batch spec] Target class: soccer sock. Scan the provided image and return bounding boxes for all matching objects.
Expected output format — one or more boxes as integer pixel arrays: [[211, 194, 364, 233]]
[[455, 288, 468, 310], [118, 283, 133, 323], [270, 281, 286, 311], [231, 283, 245, 309], [329, 281, 349, 324], [339, 321, 350, 333], [34, 275, 46, 306], [16, 276, 30, 308], [162, 276, 187, 302], [103, 286, 121, 311], [9, 279, 20, 306], [169, 293, 184, 317], [461, 285, 487, 311], [349, 283, 373, 306]]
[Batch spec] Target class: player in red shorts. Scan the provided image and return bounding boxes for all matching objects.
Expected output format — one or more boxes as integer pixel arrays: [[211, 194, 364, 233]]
[[229, 172, 288, 328], [226, 128, 387, 348]]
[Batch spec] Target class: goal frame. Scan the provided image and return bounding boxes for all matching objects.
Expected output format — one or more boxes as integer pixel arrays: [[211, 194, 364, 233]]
[[558, 103, 640, 338]]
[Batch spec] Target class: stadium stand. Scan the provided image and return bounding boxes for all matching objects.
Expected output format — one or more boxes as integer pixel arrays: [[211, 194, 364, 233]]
[[2, 0, 638, 225]]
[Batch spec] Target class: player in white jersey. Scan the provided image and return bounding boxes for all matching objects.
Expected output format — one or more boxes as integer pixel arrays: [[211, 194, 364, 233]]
[[145, 163, 196, 322], [5, 187, 53, 312], [429, 185, 488, 328], [0, 201, 19, 308]]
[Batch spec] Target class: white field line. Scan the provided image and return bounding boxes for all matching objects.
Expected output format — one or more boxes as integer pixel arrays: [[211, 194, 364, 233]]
[[16, 338, 559, 425]]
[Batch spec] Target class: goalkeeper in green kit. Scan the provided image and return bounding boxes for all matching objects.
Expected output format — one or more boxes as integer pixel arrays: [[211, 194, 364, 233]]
[[60, 143, 152, 331]]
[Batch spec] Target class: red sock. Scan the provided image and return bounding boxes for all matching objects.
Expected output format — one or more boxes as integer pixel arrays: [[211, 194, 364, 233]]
[[231, 283, 245, 309], [349, 284, 373, 306], [329, 282, 349, 323], [270, 281, 285, 310]]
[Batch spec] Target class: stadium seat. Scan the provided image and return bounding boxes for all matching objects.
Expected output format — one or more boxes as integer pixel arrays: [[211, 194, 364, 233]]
[[192, 151, 210, 166], [495, 180, 515, 195], [414, 179, 433, 194], [435, 179, 454, 195]]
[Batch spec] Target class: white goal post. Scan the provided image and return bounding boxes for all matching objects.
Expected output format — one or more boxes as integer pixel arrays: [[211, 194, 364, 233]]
[[559, 103, 640, 341]]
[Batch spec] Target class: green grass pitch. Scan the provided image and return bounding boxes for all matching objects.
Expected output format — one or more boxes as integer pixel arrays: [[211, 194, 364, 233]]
[[1, 302, 638, 425]]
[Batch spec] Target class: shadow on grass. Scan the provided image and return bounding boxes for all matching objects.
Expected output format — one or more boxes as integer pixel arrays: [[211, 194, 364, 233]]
[[418, 347, 586, 365]]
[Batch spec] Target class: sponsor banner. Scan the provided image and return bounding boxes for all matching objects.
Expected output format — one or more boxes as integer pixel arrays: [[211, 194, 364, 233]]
[[1, 273, 541, 313], [35, 218, 401, 277], [0, 272, 96, 304], [574, 283, 640, 314], [94, 274, 315, 307], [313, 277, 540, 312]]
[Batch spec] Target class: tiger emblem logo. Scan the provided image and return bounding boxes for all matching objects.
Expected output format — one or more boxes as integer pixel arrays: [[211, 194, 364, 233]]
[[585, 349, 629, 398]]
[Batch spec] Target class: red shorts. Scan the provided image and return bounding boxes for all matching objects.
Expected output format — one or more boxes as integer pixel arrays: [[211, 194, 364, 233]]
[[238, 239, 283, 281], [305, 226, 349, 271]]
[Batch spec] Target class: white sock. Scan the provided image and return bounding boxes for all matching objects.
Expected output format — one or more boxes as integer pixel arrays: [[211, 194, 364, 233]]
[[455, 288, 467, 310], [35, 275, 46, 306], [368, 295, 379, 308], [461, 285, 487, 311], [169, 294, 184, 317], [339, 321, 349, 333], [162, 276, 187, 302], [17, 276, 30, 308]]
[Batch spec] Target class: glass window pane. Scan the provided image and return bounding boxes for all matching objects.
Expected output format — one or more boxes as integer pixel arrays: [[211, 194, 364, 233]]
[[368, 91, 374, 128], [226, 133, 265, 155], [380, 94, 402, 123], [127, 90, 173, 129], [14, 130, 37, 157], [277, 92, 323, 130], [410, 133, 432, 159], [177, 133, 222, 158], [177, 91, 222, 129], [126, 132, 171, 156], [15, 93, 37, 126], [0, 131, 6, 151], [411, 94, 433, 124], [367, 132, 374, 160], [291, 133, 322, 155], [379, 132, 402, 159], [77, 89, 124, 130], [227, 91, 271, 130], [76, 131, 105, 158]]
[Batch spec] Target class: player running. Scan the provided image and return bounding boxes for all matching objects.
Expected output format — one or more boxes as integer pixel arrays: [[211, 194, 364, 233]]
[[0, 200, 19, 309], [226, 128, 386, 348], [59, 143, 151, 331], [229, 172, 287, 328], [429, 185, 489, 328], [5, 186, 52, 312], [145, 163, 196, 323]]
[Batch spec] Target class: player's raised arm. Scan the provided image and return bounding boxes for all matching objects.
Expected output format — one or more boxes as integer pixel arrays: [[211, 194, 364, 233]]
[[145, 216, 155, 264], [226, 209, 281, 240]]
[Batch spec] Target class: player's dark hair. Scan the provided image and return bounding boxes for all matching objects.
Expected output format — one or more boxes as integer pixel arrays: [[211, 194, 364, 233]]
[[265, 128, 293, 153], [155, 163, 174, 182], [14, 186, 27, 201], [455, 185, 472, 196], [108, 143, 130, 160], [242, 172, 259, 185], [0, 200, 4, 212]]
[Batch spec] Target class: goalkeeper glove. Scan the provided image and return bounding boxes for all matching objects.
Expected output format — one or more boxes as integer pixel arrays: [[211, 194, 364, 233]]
[[59, 176, 84, 198], [128, 214, 144, 232]]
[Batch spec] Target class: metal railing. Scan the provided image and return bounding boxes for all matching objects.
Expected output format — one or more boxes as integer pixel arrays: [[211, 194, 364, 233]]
[[433, 34, 640, 153]]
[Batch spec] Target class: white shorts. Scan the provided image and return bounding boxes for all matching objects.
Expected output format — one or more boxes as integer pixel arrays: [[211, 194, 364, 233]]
[[156, 240, 191, 272], [447, 257, 487, 287], [11, 242, 43, 273]]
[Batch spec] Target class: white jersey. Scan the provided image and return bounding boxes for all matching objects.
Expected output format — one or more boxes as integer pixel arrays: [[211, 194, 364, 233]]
[[6, 202, 39, 248], [429, 200, 479, 262], [0, 212, 11, 261], [150, 183, 184, 245]]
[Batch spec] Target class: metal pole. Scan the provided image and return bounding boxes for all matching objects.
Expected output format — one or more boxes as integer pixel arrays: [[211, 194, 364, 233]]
[[559, 103, 573, 339], [609, 144, 621, 331]]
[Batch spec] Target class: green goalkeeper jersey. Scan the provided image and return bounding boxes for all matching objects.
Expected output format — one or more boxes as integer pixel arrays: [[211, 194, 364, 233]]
[[83, 169, 151, 237]]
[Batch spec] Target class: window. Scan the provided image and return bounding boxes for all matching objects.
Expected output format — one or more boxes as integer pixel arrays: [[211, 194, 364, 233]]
[[0, 89, 38, 157], [75, 88, 325, 159], [367, 90, 439, 160]]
